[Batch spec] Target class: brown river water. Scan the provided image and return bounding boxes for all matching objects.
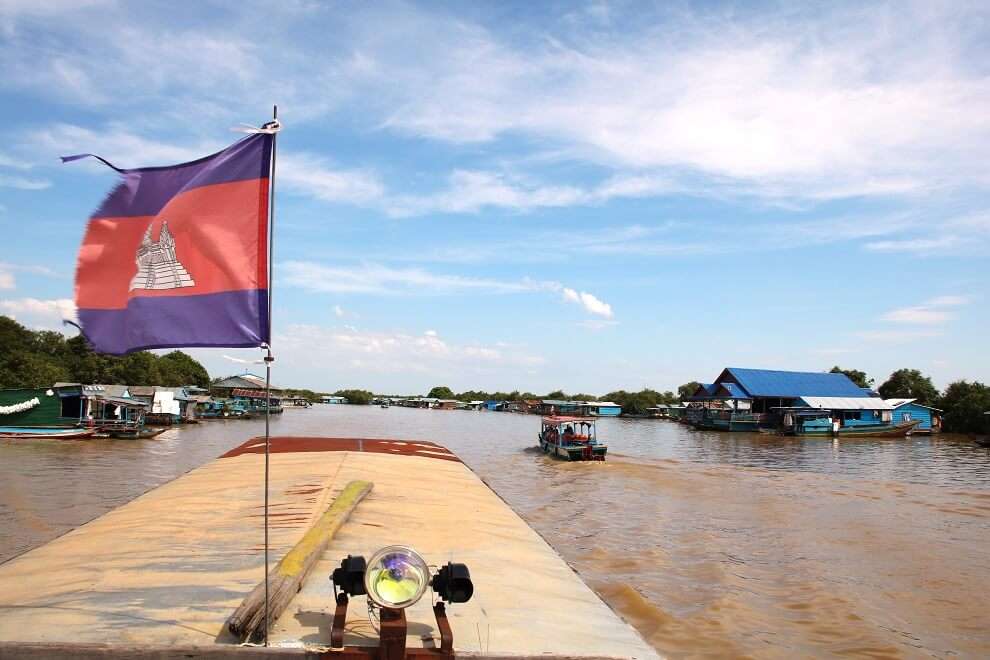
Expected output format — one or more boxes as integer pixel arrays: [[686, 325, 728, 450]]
[[2, 405, 989, 658]]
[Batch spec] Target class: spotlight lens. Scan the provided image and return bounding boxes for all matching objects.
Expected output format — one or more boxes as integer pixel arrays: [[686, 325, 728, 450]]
[[364, 545, 430, 608]]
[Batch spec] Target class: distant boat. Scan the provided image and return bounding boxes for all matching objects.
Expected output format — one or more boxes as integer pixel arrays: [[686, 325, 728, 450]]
[[538, 416, 607, 461], [0, 426, 95, 440]]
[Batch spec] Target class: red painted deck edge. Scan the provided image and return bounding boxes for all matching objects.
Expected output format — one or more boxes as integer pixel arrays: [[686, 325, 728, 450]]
[[220, 436, 462, 462]]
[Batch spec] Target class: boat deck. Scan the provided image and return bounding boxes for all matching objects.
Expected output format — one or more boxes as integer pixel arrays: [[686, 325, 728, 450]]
[[0, 436, 657, 659]]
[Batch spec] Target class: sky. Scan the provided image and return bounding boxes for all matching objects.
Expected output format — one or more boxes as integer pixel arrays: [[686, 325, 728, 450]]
[[0, 0, 988, 394]]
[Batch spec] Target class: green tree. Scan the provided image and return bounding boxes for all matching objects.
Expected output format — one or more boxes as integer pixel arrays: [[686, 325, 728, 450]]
[[677, 381, 702, 400], [1, 352, 70, 388], [456, 389, 491, 402], [158, 351, 211, 387], [829, 366, 874, 388], [939, 380, 990, 434], [427, 385, 454, 399], [334, 389, 374, 405], [545, 390, 567, 400], [878, 369, 939, 406]]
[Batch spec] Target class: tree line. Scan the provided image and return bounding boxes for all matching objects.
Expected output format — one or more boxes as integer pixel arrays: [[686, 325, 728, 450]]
[[1, 316, 211, 389], [423, 385, 692, 415], [830, 365, 990, 434]]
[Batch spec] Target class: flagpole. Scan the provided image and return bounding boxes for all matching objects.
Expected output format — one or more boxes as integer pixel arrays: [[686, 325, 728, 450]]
[[263, 104, 278, 647]]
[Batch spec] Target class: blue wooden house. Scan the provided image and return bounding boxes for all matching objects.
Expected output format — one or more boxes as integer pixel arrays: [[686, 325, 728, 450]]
[[884, 398, 943, 433], [685, 367, 872, 431]]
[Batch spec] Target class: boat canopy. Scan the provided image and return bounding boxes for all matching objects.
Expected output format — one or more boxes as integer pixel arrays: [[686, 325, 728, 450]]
[[541, 415, 595, 424], [98, 396, 149, 409]]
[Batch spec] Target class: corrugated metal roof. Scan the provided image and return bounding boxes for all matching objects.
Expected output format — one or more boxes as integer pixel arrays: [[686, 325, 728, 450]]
[[213, 374, 276, 390], [98, 395, 149, 408], [884, 398, 943, 412], [798, 396, 894, 410], [724, 368, 869, 398], [718, 383, 751, 399]]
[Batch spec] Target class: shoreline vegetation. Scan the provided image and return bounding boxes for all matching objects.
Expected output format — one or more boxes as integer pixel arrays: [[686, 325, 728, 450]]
[[3, 316, 989, 434]]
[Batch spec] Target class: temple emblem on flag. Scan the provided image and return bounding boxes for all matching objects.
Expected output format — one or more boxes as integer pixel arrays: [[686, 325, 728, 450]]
[[129, 221, 196, 291]]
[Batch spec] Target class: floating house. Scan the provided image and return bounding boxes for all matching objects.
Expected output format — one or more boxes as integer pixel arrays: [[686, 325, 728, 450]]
[[320, 395, 347, 404], [1, 386, 85, 427], [2, 385, 148, 431], [538, 399, 581, 415], [884, 398, 943, 434], [578, 401, 622, 417], [794, 396, 894, 425], [686, 367, 874, 431], [211, 373, 284, 399], [231, 388, 283, 415]]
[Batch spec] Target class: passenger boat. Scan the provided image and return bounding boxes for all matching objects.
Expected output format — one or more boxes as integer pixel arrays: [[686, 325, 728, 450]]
[[538, 415, 607, 461], [783, 410, 920, 438], [0, 426, 95, 440]]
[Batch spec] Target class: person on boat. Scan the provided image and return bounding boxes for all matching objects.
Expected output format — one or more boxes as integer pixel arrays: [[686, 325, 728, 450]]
[[563, 425, 575, 443]]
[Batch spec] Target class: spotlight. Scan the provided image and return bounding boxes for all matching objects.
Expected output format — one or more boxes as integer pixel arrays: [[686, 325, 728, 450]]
[[431, 562, 474, 603], [364, 545, 430, 609], [331, 554, 367, 596]]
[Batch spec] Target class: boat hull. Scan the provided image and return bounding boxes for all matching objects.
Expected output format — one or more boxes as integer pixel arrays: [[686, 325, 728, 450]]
[[0, 427, 95, 440], [538, 437, 607, 461], [794, 420, 920, 438]]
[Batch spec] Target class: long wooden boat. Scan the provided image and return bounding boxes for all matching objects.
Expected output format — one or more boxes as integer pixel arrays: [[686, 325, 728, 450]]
[[0, 436, 655, 658], [0, 426, 95, 440], [538, 415, 607, 461], [792, 418, 920, 438]]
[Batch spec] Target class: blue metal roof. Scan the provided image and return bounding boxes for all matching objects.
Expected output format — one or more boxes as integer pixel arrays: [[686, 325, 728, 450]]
[[721, 368, 869, 398], [717, 383, 751, 399]]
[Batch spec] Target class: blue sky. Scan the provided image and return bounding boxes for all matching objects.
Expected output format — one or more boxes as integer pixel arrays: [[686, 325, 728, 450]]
[[0, 0, 987, 394]]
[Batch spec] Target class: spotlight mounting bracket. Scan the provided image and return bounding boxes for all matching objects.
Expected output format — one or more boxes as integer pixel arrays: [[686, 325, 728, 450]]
[[330, 592, 454, 659]]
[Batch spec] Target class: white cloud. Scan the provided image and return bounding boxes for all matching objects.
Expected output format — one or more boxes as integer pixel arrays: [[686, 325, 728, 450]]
[[925, 295, 969, 307], [856, 329, 941, 343], [561, 287, 613, 318], [277, 324, 545, 381], [7, 3, 988, 209], [0, 174, 50, 190], [0, 297, 76, 330], [0, 270, 13, 290], [282, 260, 554, 295], [880, 306, 954, 325], [279, 153, 384, 205], [372, 4, 990, 200], [27, 123, 218, 168], [879, 294, 970, 325], [577, 319, 619, 330], [285, 261, 615, 320], [333, 305, 344, 318], [864, 237, 960, 254]]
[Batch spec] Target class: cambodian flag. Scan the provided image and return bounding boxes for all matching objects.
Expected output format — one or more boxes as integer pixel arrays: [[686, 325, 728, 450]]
[[67, 133, 273, 355]]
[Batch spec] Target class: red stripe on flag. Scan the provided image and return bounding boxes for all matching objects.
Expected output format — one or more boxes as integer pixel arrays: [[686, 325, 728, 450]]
[[76, 178, 269, 310]]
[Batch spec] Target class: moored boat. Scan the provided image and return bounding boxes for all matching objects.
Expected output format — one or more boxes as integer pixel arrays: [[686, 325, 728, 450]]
[[538, 415, 607, 461], [783, 410, 920, 438], [0, 426, 95, 440]]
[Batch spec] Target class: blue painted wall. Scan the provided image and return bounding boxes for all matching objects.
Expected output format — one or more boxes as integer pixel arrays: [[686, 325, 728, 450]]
[[892, 403, 933, 431], [596, 405, 622, 416]]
